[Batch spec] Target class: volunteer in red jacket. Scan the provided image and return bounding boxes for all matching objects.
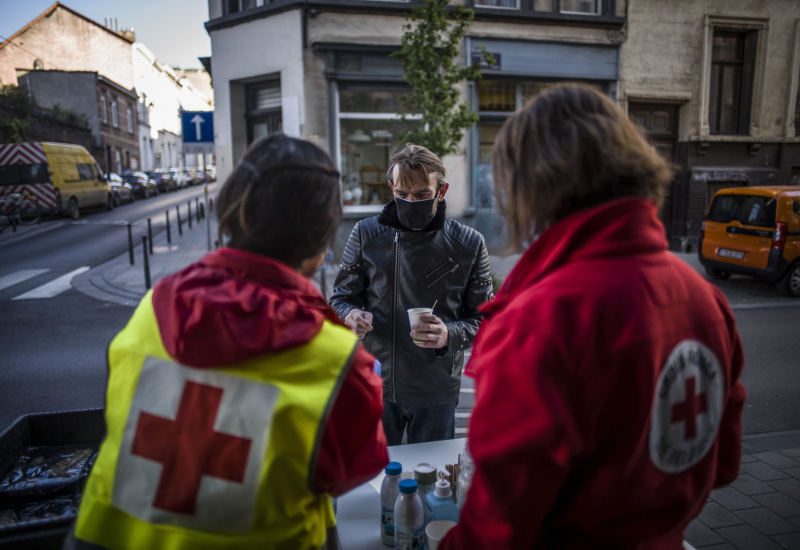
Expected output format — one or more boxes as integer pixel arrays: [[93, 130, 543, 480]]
[[67, 134, 389, 550], [442, 84, 746, 549]]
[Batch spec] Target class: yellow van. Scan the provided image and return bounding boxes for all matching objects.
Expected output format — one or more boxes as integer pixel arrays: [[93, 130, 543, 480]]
[[0, 142, 112, 220], [699, 186, 800, 297]]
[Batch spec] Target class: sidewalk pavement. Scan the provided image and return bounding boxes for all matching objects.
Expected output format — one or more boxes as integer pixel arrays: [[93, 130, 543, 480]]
[[70, 215, 800, 549]]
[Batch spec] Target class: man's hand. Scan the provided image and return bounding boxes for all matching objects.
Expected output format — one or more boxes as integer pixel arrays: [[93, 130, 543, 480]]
[[345, 309, 373, 340], [410, 314, 448, 349]]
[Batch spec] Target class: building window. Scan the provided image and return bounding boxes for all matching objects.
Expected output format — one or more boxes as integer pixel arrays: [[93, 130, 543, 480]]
[[111, 97, 119, 128], [337, 83, 419, 207], [795, 61, 800, 137], [246, 80, 282, 144], [115, 149, 122, 173], [559, 0, 601, 15], [127, 106, 134, 133], [709, 30, 756, 135], [101, 93, 108, 123], [474, 0, 518, 8], [223, 0, 264, 15]]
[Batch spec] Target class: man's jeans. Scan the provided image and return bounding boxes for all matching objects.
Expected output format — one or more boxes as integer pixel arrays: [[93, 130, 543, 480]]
[[382, 400, 457, 446]]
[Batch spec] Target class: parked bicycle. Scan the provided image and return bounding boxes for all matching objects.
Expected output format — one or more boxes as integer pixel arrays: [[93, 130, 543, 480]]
[[0, 193, 41, 233]]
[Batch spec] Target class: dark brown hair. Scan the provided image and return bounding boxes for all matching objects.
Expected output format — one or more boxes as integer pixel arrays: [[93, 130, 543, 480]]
[[492, 83, 673, 250], [216, 134, 341, 268], [386, 143, 447, 191]]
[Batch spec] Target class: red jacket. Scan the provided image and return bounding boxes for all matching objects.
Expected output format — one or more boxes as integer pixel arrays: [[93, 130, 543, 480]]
[[152, 248, 389, 496], [444, 198, 745, 549]]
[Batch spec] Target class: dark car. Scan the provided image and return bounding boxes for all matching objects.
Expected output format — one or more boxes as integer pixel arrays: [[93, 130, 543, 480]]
[[147, 171, 177, 193], [106, 173, 134, 205], [122, 171, 157, 199]]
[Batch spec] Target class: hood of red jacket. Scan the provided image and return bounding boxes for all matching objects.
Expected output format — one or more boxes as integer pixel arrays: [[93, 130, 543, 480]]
[[482, 197, 668, 318], [152, 248, 345, 368]]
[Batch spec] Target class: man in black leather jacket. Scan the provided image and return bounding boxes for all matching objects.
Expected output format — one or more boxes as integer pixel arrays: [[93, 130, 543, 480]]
[[330, 144, 493, 445]]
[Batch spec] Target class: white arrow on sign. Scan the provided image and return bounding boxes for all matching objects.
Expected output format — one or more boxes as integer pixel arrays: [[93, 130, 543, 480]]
[[191, 114, 206, 141]]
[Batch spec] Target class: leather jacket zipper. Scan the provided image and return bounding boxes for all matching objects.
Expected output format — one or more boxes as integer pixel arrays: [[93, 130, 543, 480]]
[[392, 230, 400, 403], [426, 263, 460, 289], [426, 257, 454, 280]]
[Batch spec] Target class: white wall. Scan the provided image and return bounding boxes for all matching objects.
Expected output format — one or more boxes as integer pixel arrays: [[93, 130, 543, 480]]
[[208, 9, 305, 184]]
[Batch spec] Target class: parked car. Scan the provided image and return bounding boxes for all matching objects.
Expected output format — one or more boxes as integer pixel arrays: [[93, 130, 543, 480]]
[[168, 168, 188, 188], [183, 169, 203, 186], [147, 171, 177, 193], [204, 165, 217, 182], [106, 173, 134, 205], [699, 186, 800, 297], [121, 171, 157, 199]]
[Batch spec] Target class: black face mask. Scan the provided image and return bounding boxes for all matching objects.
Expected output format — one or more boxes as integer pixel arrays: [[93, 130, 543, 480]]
[[395, 196, 437, 230]]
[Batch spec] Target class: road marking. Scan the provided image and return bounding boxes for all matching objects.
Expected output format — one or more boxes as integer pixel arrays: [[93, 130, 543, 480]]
[[455, 427, 469, 435], [460, 387, 475, 394], [12, 266, 90, 300], [0, 269, 50, 292], [455, 412, 471, 419]]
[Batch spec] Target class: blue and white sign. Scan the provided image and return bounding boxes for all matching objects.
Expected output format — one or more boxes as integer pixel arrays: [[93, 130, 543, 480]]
[[182, 111, 215, 155]]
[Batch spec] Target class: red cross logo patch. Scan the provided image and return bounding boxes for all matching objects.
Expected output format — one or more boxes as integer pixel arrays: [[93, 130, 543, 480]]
[[649, 341, 724, 473], [112, 357, 279, 532]]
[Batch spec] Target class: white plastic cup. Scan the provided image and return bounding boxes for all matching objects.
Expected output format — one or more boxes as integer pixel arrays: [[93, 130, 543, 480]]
[[426, 519, 456, 550], [407, 308, 432, 343]]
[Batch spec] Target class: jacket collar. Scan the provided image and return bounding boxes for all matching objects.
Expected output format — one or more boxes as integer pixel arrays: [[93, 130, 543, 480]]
[[378, 199, 447, 232], [152, 248, 345, 368], [482, 197, 668, 317]]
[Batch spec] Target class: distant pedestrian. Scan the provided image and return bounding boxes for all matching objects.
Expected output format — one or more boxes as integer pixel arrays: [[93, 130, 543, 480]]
[[442, 83, 746, 549], [65, 134, 388, 549]]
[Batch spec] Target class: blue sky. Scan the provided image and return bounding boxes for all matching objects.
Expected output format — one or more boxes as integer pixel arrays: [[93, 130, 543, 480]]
[[0, 0, 212, 69]]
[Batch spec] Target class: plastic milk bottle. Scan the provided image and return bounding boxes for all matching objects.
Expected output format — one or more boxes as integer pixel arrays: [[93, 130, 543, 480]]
[[394, 479, 424, 550], [380, 461, 403, 546]]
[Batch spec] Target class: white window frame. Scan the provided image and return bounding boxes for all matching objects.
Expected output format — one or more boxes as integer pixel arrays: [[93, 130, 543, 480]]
[[101, 93, 108, 123], [111, 96, 119, 128], [699, 15, 769, 140]]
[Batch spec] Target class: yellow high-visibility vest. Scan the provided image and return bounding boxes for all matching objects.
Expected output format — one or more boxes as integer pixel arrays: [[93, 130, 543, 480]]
[[75, 290, 358, 549]]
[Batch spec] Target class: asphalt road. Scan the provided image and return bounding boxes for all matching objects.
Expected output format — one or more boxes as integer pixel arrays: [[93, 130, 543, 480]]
[[0, 185, 213, 432]]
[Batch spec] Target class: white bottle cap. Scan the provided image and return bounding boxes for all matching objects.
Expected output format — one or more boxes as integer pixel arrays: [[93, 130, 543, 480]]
[[434, 478, 452, 499]]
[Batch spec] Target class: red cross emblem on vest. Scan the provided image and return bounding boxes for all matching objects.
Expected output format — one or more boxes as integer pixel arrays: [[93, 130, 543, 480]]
[[131, 380, 253, 515], [670, 377, 708, 440]]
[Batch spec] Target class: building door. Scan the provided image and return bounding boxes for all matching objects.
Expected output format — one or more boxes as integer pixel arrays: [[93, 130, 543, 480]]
[[628, 103, 680, 247]]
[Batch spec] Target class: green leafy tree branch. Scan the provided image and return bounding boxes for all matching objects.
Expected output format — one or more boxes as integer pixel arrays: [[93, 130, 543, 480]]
[[391, 0, 492, 157]]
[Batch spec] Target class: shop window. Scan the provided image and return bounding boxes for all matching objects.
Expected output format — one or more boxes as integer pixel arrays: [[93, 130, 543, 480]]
[[478, 81, 516, 112], [709, 30, 756, 135], [337, 83, 418, 207], [246, 80, 282, 145]]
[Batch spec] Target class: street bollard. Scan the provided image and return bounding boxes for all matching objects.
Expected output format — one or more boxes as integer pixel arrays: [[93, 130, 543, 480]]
[[166, 211, 171, 244], [176, 205, 182, 236], [127, 223, 134, 265], [188, 201, 192, 229], [147, 218, 153, 255], [142, 236, 151, 290], [196, 197, 201, 222]]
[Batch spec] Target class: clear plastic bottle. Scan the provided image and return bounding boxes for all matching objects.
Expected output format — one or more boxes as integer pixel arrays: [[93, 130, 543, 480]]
[[394, 479, 425, 550], [457, 443, 474, 510], [426, 474, 459, 523], [380, 461, 403, 546]]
